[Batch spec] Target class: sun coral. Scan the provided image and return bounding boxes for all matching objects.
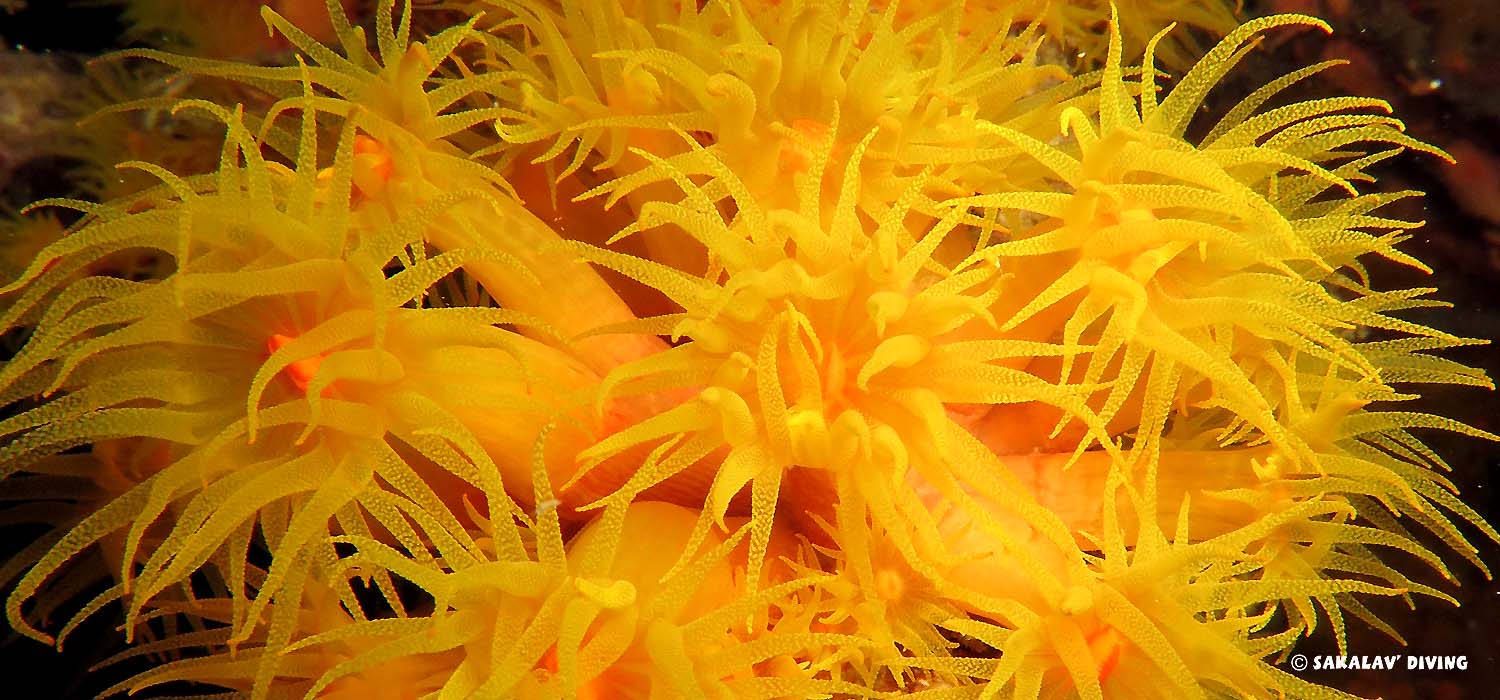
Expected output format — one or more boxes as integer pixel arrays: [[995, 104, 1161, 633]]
[[852, 0, 1241, 69], [567, 121, 1115, 600], [486, 0, 1075, 274], [0, 101, 593, 650], [118, 3, 670, 373], [0, 2, 1495, 700]]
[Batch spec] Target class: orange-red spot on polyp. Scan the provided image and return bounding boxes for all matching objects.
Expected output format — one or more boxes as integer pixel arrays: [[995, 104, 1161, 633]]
[[535, 645, 614, 700], [267, 333, 325, 393], [1085, 625, 1126, 683]]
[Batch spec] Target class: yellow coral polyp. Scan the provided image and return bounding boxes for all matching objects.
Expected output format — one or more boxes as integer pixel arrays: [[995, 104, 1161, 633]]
[[0, 102, 580, 650], [501, 0, 1067, 271], [854, 0, 1241, 70], [569, 120, 1121, 605], [1, 2, 1497, 700], [284, 500, 848, 700], [953, 13, 1463, 474]]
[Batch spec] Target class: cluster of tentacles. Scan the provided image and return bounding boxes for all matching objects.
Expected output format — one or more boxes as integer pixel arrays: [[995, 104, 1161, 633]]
[[0, 2, 1494, 699]]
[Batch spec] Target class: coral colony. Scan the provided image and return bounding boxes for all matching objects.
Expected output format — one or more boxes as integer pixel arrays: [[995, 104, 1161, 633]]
[[0, 1, 1494, 699]]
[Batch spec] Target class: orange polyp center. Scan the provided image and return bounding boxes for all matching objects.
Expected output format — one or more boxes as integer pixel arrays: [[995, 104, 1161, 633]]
[[267, 333, 325, 393], [1088, 200, 1159, 234], [92, 438, 175, 495], [873, 567, 906, 602], [351, 135, 395, 202], [820, 345, 852, 412], [778, 119, 833, 173], [313, 134, 394, 206]]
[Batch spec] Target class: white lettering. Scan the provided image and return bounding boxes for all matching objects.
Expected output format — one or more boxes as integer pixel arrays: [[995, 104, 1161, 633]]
[[1309, 653, 1469, 672], [1406, 655, 1468, 670]]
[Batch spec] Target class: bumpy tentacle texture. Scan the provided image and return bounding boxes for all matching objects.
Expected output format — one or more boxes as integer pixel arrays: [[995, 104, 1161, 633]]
[[477, 0, 1081, 276], [0, 93, 629, 652], [843, 0, 1242, 70], [113, 0, 668, 373], [0, 2, 1495, 700]]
